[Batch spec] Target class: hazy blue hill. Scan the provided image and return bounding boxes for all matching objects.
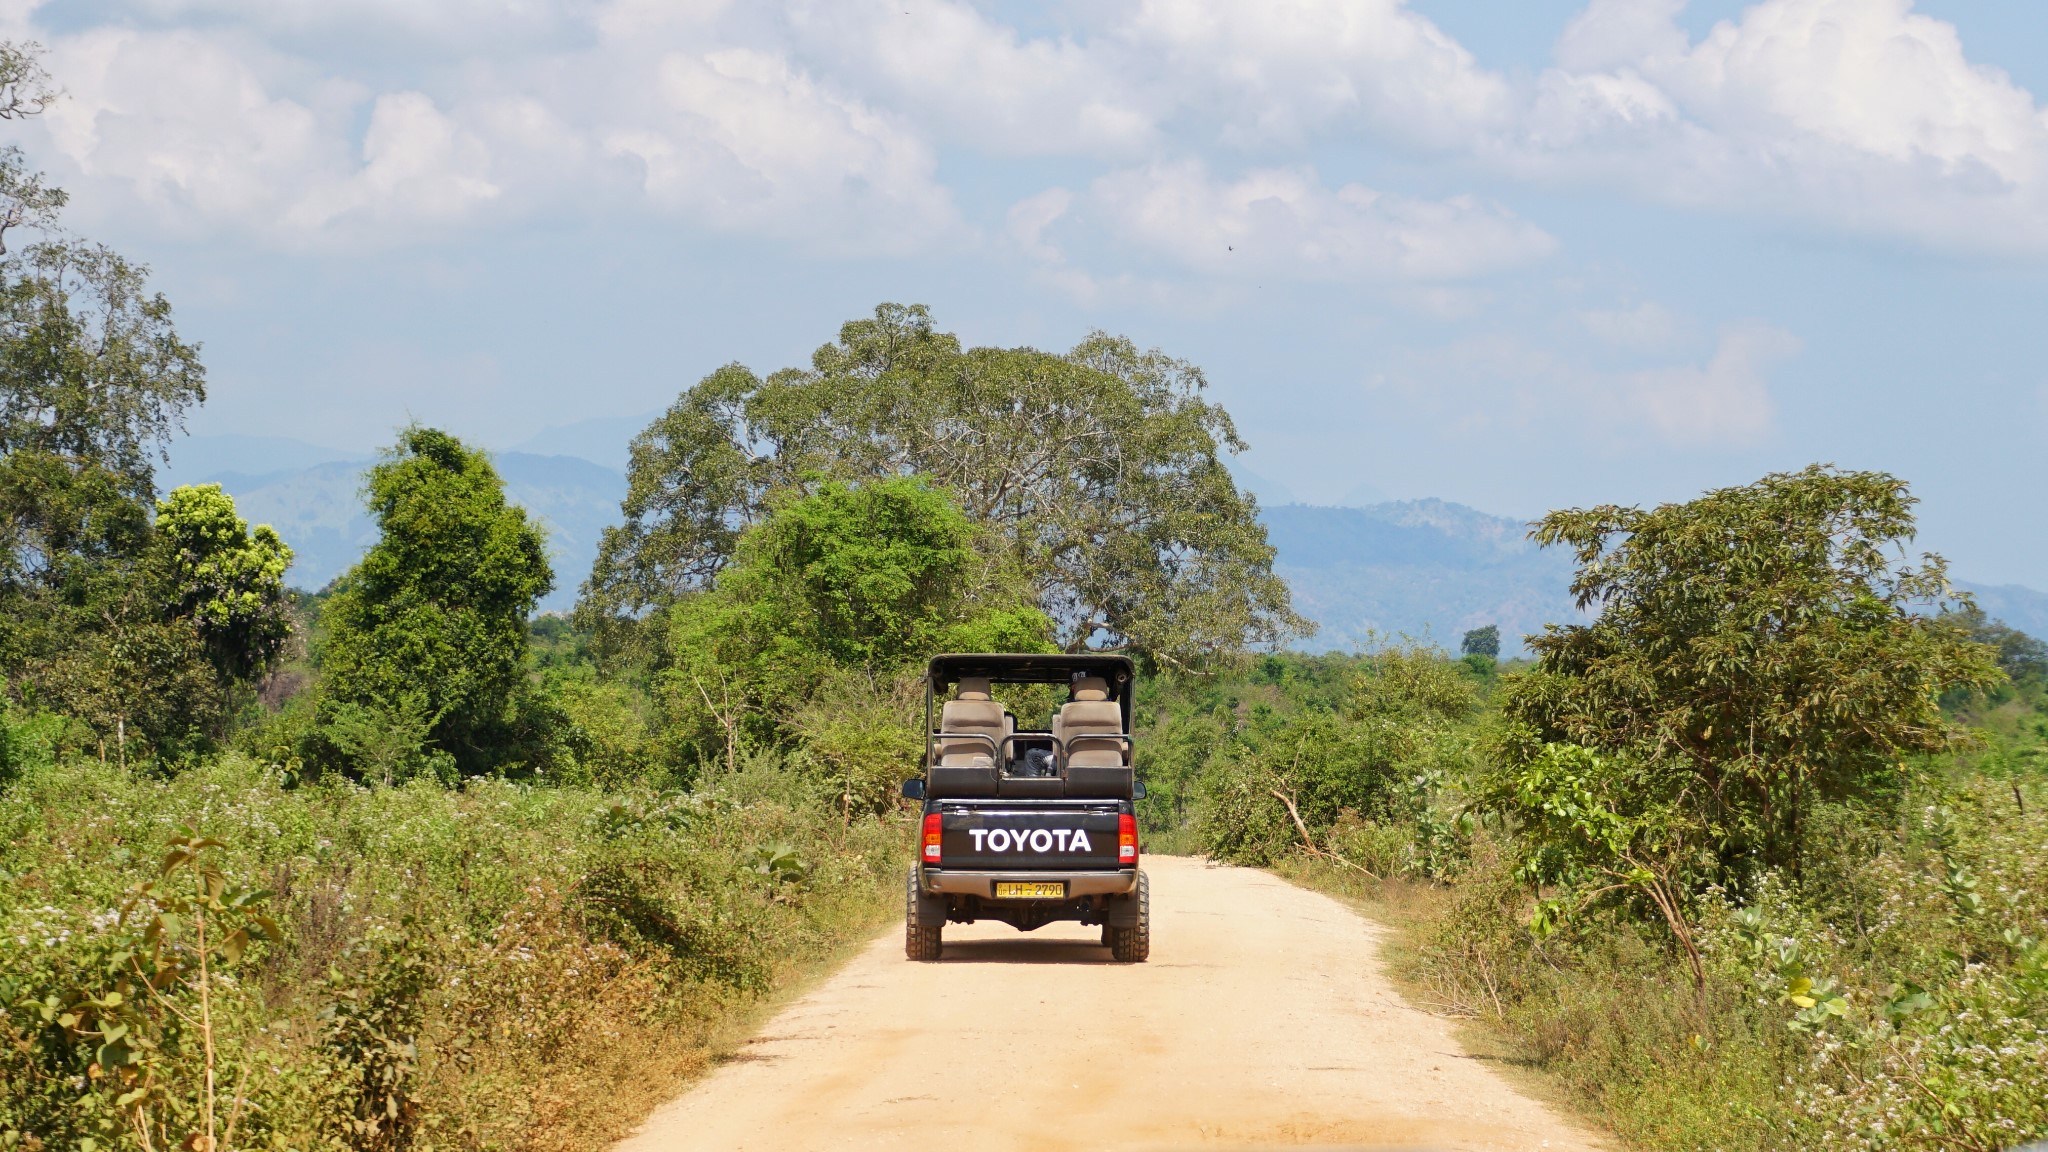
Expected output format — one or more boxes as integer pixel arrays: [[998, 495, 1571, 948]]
[[185, 452, 627, 613], [495, 454, 632, 608], [1262, 500, 1581, 657], [1261, 504, 2048, 656], [511, 414, 654, 473], [1957, 582, 2048, 641], [161, 434, 365, 489]]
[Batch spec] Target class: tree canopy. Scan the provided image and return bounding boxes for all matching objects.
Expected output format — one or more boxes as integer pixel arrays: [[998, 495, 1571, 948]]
[[319, 427, 553, 777], [0, 243, 206, 504], [152, 483, 294, 683], [1491, 465, 2001, 877], [1459, 625, 1499, 659], [659, 476, 1050, 762], [581, 303, 1306, 671], [1941, 603, 2048, 683]]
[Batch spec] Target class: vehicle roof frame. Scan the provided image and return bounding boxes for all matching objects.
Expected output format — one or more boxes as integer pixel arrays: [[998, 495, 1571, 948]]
[[924, 652, 1137, 736]]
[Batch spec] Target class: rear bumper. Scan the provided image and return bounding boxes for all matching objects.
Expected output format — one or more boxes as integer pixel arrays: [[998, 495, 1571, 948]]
[[923, 868, 1137, 898]]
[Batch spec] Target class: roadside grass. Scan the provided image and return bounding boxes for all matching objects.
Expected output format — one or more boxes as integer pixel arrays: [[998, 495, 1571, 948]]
[[0, 749, 908, 1151], [1277, 852, 1798, 1152], [1271, 774, 2048, 1152]]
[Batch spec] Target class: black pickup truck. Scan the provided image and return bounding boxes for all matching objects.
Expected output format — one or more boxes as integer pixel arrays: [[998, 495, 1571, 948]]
[[902, 653, 1149, 962]]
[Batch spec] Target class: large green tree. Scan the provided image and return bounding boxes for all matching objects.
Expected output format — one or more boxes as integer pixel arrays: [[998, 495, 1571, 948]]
[[1491, 465, 2001, 879], [319, 427, 553, 777], [581, 303, 1306, 671], [660, 475, 1050, 765], [0, 41, 62, 253]]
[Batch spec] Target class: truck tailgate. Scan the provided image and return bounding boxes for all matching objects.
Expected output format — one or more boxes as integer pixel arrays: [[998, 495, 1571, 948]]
[[935, 804, 1124, 871]]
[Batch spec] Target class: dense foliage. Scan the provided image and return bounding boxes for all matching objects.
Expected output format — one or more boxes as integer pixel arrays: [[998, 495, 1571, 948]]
[[315, 427, 554, 781], [1500, 465, 1998, 879], [152, 484, 296, 684], [657, 477, 1050, 770], [0, 47, 925, 1151]]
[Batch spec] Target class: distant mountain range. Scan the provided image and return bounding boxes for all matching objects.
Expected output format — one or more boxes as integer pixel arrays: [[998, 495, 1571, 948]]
[[162, 434, 2048, 650], [1262, 501, 1580, 657]]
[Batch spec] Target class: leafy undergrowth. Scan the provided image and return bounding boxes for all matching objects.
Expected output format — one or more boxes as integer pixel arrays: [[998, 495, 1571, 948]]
[[0, 752, 907, 1151], [1274, 775, 2048, 1152]]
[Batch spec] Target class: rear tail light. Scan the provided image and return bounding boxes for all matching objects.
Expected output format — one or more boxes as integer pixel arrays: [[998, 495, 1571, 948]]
[[1118, 813, 1138, 866], [923, 813, 943, 863]]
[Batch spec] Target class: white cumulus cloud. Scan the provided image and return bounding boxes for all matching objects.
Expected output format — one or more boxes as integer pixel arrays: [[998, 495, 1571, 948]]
[[19, 0, 964, 250], [1522, 0, 2048, 253], [1120, 0, 1512, 149], [604, 46, 959, 250], [782, 0, 1155, 157], [1618, 322, 1801, 446], [1084, 161, 1556, 282], [19, 0, 2048, 264], [38, 27, 362, 242]]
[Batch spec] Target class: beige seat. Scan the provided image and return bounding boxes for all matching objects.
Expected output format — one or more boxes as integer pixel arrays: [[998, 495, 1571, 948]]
[[936, 677, 1011, 767], [1054, 675, 1126, 770]]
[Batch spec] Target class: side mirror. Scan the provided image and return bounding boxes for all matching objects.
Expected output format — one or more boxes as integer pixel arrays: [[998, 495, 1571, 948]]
[[1132, 781, 1147, 800], [901, 778, 926, 801]]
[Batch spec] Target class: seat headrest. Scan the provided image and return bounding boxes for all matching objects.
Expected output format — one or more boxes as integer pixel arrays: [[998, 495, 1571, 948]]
[[1070, 675, 1110, 702], [956, 676, 993, 701]]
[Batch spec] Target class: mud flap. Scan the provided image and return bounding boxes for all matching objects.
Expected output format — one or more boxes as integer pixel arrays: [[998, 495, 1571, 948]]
[[913, 882, 948, 927], [1103, 891, 1140, 928]]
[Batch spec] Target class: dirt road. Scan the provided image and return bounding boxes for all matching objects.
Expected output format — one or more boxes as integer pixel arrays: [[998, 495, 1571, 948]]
[[616, 856, 1603, 1151]]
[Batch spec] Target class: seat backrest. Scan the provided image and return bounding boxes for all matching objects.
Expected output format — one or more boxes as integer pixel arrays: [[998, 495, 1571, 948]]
[[936, 677, 1007, 766], [1054, 676, 1126, 769]]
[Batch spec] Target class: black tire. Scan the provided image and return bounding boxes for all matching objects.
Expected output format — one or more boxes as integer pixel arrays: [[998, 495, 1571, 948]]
[[1100, 923, 1113, 948], [1108, 870, 1150, 962], [905, 868, 942, 962]]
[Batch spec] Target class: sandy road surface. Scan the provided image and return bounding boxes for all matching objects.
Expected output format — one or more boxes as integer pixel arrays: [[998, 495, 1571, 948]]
[[617, 856, 1603, 1151]]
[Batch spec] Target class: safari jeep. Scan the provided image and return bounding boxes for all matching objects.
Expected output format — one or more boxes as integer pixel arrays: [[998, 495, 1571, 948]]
[[901, 653, 1150, 962]]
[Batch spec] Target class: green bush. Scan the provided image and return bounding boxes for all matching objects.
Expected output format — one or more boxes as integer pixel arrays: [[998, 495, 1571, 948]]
[[319, 427, 555, 780], [1190, 646, 1478, 871]]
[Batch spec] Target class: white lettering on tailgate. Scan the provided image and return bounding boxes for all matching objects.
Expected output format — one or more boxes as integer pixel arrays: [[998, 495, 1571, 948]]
[[960, 827, 1096, 854]]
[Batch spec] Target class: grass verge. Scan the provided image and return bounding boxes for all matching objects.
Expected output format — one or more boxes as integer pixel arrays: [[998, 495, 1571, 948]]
[[1, 752, 908, 1151], [1273, 776, 2048, 1152]]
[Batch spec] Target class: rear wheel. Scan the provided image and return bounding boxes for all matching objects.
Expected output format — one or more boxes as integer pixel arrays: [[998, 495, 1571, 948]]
[[905, 868, 942, 961], [1108, 870, 1150, 962]]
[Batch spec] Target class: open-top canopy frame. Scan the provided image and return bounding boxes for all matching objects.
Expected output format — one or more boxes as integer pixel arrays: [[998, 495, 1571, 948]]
[[924, 652, 1136, 734]]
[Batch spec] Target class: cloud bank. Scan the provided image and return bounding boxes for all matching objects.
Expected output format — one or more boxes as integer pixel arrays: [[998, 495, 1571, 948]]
[[16, 0, 2046, 266]]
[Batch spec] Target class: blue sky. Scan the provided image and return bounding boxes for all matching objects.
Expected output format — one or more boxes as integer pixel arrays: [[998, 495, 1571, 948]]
[[12, 0, 2048, 586]]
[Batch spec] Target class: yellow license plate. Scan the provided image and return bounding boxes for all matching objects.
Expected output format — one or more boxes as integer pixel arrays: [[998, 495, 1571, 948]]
[[995, 882, 1066, 900]]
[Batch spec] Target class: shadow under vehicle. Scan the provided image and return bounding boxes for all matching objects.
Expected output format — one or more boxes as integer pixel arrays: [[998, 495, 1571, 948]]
[[902, 653, 1150, 963]]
